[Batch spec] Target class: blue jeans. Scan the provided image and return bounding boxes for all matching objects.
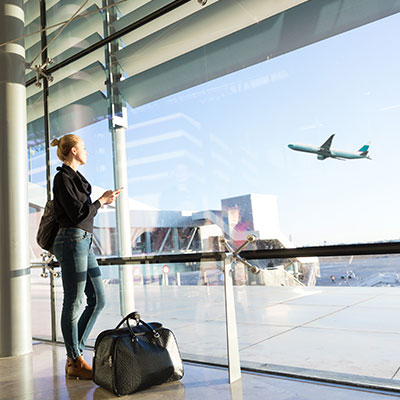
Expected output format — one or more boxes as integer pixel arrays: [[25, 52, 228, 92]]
[[53, 228, 106, 359]]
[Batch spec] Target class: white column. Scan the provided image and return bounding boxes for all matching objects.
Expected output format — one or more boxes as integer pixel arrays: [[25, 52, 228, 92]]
[[112, 127, 135, 316], [0, 0, 32, 356]]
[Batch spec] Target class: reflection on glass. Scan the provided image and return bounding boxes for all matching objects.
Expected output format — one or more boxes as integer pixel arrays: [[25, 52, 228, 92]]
[[29, 2, 400, 259], [31, 267, 53, 339], [115, 11, 400, 249]]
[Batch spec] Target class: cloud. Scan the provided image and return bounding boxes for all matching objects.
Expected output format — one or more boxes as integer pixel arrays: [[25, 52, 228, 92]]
[[300, 122, 323, 131], [379, 104, 400, 111]]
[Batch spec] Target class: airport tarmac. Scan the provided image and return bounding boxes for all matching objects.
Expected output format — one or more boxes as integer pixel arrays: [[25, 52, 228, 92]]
[[317, 254, 400, 286]]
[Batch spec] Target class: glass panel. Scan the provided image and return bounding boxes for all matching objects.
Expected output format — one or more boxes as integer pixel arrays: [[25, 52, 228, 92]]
[[31, 266, 54, 340], [55, 265, 122, 345], [81, 261, 226, 360], [47, 51, 124, 342], [236, 254, 400, 386], [53, 260, 225, 354], [115, 10, 400, 249], [27, 84, 47, 262], [48, 56, 114, 256]]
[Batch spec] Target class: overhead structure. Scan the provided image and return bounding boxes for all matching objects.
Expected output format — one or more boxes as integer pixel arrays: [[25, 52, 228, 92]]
[[25, 0, 400, 145]]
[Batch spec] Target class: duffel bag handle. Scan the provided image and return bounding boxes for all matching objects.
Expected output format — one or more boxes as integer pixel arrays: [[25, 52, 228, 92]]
[[115, 311, 141, 330], [127, 318, 161, 339], [116, 311, 161, 339]]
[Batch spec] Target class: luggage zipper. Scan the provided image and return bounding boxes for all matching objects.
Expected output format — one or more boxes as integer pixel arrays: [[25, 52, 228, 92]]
[[108, 355, 113, 367]]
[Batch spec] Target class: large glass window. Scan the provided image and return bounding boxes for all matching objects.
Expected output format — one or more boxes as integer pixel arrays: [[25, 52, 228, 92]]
[[26, 0, 400, 388], [115, 11, 400, 249], [29, 0, 400, 256]]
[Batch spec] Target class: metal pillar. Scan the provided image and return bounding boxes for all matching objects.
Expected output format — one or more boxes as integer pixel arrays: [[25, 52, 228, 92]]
[[103, 0, 134, 317], [0, 0, 32, 356], [223, 255, 242, 383], [220, 235, 259, 384]]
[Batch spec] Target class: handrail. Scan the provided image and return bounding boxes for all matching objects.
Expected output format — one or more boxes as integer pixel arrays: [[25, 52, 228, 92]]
[[30, 239, 400, 387], [239, 241, 400, 260], [30, 241, 400, 268]]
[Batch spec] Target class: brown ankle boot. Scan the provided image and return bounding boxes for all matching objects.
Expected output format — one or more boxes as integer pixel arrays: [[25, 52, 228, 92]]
[[66, 356, 93, 380]]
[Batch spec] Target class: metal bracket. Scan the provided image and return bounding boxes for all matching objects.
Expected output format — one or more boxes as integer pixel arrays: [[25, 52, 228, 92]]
[[39, 252, 60, 278], [26, 58, 54, 88], [220, 235, 260, 274], [219, 235, 260, 384]]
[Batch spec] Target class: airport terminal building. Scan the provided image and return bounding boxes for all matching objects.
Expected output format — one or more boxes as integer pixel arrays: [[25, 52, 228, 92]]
[[1, 1, 400, 399]]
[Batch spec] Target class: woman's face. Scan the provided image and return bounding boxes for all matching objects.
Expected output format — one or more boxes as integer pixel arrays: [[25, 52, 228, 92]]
[[73, 139, 88, 165]]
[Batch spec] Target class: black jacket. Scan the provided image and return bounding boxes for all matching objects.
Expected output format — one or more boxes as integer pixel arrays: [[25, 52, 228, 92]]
[[53, 164, 101, 233]]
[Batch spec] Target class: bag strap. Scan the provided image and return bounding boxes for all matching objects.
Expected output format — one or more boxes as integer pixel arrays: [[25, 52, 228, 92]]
[[115, 311, 141, 329], [116, 311, 161, 339], [127, 318, 160, 339]]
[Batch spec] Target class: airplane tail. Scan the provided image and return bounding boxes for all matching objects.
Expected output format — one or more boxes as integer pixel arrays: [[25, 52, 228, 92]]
[[358, 141, 371, 157]]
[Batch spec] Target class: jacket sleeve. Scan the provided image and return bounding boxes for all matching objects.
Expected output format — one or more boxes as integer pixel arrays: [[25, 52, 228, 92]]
[[54, 173, 101, 225]]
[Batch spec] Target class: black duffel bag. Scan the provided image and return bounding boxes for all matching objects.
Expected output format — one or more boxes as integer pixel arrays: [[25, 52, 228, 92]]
[[93, 311, 184, 396]]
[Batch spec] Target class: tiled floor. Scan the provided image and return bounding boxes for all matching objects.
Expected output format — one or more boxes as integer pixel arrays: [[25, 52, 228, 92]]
[[1, 342, 400, 400]]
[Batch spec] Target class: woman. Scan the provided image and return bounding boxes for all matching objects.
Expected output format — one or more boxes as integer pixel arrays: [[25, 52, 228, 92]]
[[51, 134, 121, 380]]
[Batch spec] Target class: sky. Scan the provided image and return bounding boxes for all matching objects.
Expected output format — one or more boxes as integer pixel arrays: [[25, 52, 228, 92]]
[[31, 11, 400, 247], [124, 12, 400, 246]]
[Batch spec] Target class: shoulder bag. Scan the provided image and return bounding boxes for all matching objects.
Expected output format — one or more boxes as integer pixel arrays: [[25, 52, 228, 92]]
[[36, 199, 59, 253]]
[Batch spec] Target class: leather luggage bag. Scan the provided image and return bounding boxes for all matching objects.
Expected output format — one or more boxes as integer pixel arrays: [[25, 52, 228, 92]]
[[93, 311, 184, 396]]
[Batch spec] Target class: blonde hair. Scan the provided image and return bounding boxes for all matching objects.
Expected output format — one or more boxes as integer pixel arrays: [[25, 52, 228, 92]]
[[51, 134, 82, 162]]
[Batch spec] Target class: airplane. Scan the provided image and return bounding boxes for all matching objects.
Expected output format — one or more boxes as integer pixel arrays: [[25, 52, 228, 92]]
[[288, 134, 371, 160]]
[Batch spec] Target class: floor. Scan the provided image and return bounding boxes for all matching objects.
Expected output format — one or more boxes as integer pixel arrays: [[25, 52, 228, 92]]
[[0, 342, 400, 400]]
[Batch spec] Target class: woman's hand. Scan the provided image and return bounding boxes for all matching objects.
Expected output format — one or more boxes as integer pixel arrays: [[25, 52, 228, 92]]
[[98, 189, 122, 206]]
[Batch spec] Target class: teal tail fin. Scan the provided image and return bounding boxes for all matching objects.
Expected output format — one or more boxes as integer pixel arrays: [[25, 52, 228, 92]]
[[358, 141, 371, 155]]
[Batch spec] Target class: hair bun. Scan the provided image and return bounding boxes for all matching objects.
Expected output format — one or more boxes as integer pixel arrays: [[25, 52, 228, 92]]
[[50, 138, 60, 147]]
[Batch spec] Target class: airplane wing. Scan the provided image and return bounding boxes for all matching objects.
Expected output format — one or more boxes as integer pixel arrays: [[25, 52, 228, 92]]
[[320, 134, 335, 150]]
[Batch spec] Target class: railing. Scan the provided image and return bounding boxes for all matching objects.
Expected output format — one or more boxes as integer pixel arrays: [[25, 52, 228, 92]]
[[31, 240, 400, 339], [31, 240, 400, 389], [32, 235, 261, 383]]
